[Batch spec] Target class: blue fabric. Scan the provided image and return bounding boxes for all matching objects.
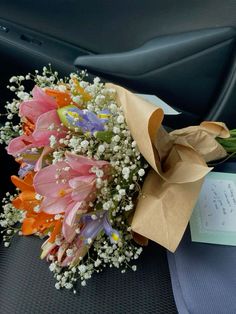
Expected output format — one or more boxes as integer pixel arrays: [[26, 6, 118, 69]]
[[167, 229, 236, 314]]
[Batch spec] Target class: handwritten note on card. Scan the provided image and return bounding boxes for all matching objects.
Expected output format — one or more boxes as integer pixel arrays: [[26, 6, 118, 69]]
[[190, 172, 236, 246]]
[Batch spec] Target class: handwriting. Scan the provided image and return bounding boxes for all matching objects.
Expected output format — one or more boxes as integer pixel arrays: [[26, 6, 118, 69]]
[[198, 178, 236, 232]]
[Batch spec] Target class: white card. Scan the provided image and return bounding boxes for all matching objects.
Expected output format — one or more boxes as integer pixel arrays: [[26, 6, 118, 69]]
[[190, 172, 236, 246], [135, 93, 180, 115]]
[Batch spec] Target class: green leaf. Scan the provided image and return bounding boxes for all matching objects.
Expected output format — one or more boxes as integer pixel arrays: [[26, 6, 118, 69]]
[[94, 131, 114, 143]]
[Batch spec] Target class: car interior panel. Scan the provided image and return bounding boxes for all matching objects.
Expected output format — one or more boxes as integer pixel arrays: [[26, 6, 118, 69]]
[[0, 1, 236, 313]]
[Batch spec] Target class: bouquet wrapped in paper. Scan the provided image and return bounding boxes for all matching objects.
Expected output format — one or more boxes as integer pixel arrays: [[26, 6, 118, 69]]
[[0, 67, 232, 291]]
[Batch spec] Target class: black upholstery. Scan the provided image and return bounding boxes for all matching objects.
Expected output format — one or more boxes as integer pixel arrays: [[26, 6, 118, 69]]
[[75, 27, 236, 129], [1, 0, 236, 54], [0, 236, 177, 314]]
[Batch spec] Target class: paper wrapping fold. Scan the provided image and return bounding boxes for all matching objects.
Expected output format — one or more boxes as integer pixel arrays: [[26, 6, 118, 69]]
[[106, 83, 230, 252], [170, 121, 229, 163]]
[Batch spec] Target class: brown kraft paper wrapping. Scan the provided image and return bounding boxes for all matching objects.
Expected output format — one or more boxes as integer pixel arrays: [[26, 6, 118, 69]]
[[106, 83, 230, 252]]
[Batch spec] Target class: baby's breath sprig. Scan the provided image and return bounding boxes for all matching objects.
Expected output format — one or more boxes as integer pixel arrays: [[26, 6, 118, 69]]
[[0, 193, 25, 246]]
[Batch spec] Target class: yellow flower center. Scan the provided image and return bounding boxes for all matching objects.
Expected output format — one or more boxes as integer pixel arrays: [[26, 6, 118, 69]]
[[58, 189, 66, 197], [111, 232, 119, 242], [97, 113, 110, 119], [67, 111, 80, 120]]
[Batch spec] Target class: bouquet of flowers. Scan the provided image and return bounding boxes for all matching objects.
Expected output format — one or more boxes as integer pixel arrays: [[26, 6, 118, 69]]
[[0, 67, 234, 292]]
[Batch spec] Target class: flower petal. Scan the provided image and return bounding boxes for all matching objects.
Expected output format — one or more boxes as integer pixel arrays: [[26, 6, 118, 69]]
[[20, 86, 57, 123], [7, 134, 34, 156], [62, 221, 76, 243], [103, 213, 120, 243], [80, 219, 103, 242], [41, 195, 71, 214], [34, 146, 53, 172], [32, 110, 66, 145], [45, 88, 73, 108], [11, 174, 35, 192], [33, 161, 76, 197], [41, 239, 57, 259], [48, 220, 62, 243], [22, 217, 37, 235], [18, 163, 35, 178], [61, 245, 89, 267], [65, 151, 109, 175], [57, 242, 69, 263], [62, 201, 86, 242], [64, 202, 80, 227], [32, 85, 58, 107], [69, 176, 95, 201]]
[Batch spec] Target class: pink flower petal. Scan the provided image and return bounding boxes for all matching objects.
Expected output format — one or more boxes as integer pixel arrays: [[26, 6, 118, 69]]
[[33, 161, 76, 197], [19, 86, 57, 123], [62, 220, 77, 243], [41, 194, 71, 214], [62, 201, 87, 242], [65, 151, 109, 175], [65, 201, 86, 226], [60, 254, 74, 267], [7, 134, 35, 156], [60, 244, 89, 267], [64, 202, 80, 227], [69, 176, 96, 201], [32, 110, 66, 145], [70, 245, 90, 267], [32, 85, 56, 107], [69, 175, 95, 188], [57, 242, 69, 263], [34, 146, 53, 172], [40, 239, 57, 259]]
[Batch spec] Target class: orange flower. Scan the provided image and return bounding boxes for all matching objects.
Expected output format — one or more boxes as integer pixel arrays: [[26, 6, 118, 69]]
[[45, 89, 73, 108], [72, 78, 92, 102], [48, 219, 62, 243], [45, 80, 91, 109], [11, 172, 62, 240]]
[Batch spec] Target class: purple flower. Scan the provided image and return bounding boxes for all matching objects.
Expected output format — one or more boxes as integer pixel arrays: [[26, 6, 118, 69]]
[[97, 109, 110, 122], [18, 163, 35, 178], [17, 149, 40, 177], [66, 107, 107, 133], [18, 147, 52, 177], [79, 211, 120, 245]]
